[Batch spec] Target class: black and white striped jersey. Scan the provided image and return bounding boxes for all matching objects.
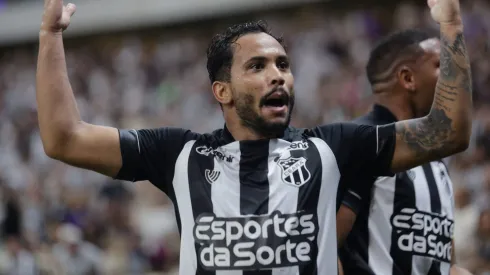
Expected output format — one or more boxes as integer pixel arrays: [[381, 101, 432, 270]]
[[115, 123, 396, 275], [340, 105, 455, 275]]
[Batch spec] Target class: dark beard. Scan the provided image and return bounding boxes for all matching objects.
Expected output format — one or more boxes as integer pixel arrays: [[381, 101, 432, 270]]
[[235, 93, 294, 138]]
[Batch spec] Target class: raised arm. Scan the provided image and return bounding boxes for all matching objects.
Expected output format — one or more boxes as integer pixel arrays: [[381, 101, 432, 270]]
[[37, 0, 121, 177], [391, 0, 472, 172]]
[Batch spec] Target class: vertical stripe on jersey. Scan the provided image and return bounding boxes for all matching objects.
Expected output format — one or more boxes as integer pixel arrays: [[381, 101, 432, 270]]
[[172, 140, 198, 275], [268, 139, 300, 275], [424, 163, 442, 274], [390, 170, 417, 275], [211, 142, 243, 275], [432, 162, 453, 275], [211, 142, 241, 218], [296, 139, 322, 275], [310, 137, 340, 275], [189, 141, 216, 275], [423, 163, 442, 214], [368, 176, 396, 274], [239, 140, 272, 275], [411, 166, 432, 275]]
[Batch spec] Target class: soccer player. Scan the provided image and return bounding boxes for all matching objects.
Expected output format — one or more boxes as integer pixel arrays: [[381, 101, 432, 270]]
[[336, 30, 473, 275], [37, 0, 471, 274]]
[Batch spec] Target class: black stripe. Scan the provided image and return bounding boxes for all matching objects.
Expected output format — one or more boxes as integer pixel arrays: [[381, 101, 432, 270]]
[[296, 139, 321, 275], [423, 163, 442, 213], [339, 176, 378, 275], [239, 140, 272, 275], [188, 142, 215, 275], [423, 163, 442, 274], [390, 173, 416, 275]]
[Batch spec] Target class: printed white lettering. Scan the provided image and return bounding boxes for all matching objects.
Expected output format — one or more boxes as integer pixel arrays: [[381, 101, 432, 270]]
[[194, 211, 318, 270], [391, 208, 453, 263]]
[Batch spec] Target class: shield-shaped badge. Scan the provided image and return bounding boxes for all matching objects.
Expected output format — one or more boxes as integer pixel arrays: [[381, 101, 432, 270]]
[[277, 157, 311, 187]]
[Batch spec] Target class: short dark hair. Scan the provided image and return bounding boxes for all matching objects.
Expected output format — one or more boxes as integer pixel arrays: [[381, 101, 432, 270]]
[[366, 29, 435, 85], [206, 21, 285, 83]]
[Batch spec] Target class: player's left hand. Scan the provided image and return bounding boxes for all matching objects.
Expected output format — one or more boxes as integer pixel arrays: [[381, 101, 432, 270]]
[[427, 0, 462, 25]]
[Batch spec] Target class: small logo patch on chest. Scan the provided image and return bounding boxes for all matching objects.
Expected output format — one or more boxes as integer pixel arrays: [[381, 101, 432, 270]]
[[205, 169, 221, 184], [277, 157, 311, 187]]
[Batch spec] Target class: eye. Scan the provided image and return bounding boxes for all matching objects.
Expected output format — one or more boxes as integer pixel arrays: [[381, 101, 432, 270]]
[[277, 61, 290, 70], [249, 63, 264, 71], [435, 61, 440, 68]]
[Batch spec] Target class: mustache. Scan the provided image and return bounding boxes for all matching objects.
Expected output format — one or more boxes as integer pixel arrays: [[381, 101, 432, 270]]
[[259, 87, 290, 107]]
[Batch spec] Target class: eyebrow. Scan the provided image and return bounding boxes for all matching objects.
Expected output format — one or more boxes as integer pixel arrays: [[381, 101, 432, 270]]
[[243, 55, 289, 66]]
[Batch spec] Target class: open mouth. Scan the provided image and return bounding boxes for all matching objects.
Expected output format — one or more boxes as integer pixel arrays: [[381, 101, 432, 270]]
[[262, 91, 289, 108]]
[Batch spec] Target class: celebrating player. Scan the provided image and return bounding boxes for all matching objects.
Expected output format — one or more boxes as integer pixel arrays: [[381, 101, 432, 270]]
[[336, 29, 473, 275], [37, 0, 471, 274]]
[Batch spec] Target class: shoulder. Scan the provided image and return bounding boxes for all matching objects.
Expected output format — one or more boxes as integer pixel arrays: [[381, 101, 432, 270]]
[[306, 122, 359, 136], [352, 113, 376, 125], [306, 122, 376, 144]]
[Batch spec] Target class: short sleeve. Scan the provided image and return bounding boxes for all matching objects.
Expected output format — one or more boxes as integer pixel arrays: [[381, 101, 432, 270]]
[[115, 127, 199, 192], [310, 122, 396, 177], [340, 175, 376, 215]]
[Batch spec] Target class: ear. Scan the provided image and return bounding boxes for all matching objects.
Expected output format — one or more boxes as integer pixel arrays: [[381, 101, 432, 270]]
[[397, 65, 416, 93], [212, 81, 232, 105]]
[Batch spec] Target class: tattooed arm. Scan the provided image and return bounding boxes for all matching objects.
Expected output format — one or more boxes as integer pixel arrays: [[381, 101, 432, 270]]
[[390, 22, 472, 172]]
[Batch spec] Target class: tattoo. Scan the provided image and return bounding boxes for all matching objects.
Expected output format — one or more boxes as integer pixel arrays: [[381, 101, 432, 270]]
[[439, 32, 472, 92], [396, 109, 455, 159], [395, 29, 472, 165]]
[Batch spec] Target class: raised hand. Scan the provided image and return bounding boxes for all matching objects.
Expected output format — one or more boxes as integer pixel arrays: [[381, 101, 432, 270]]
[[41, 0, 76, 33], [427, 0, 462, 25]]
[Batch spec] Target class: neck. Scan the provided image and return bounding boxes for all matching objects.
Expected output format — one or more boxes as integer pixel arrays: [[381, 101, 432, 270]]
[[374, 90, 415, 121], [224, 111, 266, 141]]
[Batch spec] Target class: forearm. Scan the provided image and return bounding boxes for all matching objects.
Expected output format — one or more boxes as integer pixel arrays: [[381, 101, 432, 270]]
[[393, 23, 472, 170], [36, 31, 82, 156], [433, 22, 472, 144]]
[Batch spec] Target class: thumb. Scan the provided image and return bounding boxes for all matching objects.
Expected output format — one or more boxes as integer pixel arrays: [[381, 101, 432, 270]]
[[427, 0, 437, 8], [65, 3, 76, 17]]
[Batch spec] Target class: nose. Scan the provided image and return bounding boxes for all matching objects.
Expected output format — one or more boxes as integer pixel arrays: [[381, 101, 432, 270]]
[[269, 67, 285, 86], [271, 76, 285, 86]]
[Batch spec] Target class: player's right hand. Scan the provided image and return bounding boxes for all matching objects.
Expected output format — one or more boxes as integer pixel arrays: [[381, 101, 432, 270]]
[[427, 0, 462, 25], [41, 0, 76, 33]]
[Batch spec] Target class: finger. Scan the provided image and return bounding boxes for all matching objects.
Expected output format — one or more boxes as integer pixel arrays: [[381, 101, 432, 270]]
[[45, 0, 63, 11], [427, 0, 437, 8], [65, 3, 76, 17]]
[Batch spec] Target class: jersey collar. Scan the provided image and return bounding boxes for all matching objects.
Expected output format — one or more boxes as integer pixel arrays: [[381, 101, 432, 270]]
[[372, 104, 398, 123], [221, 125, 296, 144]]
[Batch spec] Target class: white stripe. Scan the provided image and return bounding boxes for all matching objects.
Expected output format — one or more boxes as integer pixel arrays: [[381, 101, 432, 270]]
[[268, 139, 299, 275], [368, 176, 396, 275], [431, 162, 454, 220], [376, 126, 379, 154], [211, 142, 243, 275], [130, 129, 141, 153], [348, 190, 361, 200], [431, 162, 454, 274], [172, 140, 197, 275], [310, 137, 340, 275], [412, 166, 432, 275], [440, 262, 450, 275]]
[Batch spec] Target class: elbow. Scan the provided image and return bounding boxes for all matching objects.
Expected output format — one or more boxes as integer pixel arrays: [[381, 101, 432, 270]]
[[453, 120, 472, 154], [40, 127, 77, 160], [39, 121, 83, 160], [453, 136, 470, 154], [42, 139, 66, 160], [449, 130, 470, 155]]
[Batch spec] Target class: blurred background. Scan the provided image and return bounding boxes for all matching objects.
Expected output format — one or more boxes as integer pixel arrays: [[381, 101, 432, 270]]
[[0, 0, 489, 274]]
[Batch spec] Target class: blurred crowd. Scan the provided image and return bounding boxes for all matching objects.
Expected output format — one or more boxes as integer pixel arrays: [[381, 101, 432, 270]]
[[0, 0, 489, 274]]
